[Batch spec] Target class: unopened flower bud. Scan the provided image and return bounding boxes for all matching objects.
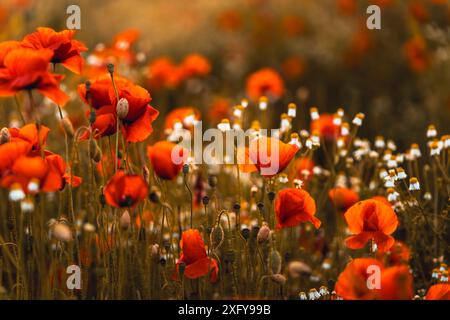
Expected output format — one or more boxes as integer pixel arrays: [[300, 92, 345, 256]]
[[257, 223, 270, 243], [116, 98, 129, 120], [120, 210, 131, 230], [52, 223, 72, 242], [0, 127, 11, 144], [270, 274, 286, 285]]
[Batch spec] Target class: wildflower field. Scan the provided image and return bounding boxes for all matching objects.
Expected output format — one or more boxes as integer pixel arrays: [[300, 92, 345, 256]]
[[0, 0, 449, 301]]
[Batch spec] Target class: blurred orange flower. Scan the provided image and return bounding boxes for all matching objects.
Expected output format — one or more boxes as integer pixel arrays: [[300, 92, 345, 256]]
[[22, 27, 87, 74], [404, 36, 429, 73], [344, 199, 398, 252], [275, 188, 321, 229], [328, 187, 360, 211], [246, 68, 285, 101], [104, 170, 148, 208], [176, 229, 219, 281], [377, 240, 411, 266], [310, 114, 340, 140], [164, 106, 201, 132], [147, 57, 181, 89], [180, 54, 211, 78]]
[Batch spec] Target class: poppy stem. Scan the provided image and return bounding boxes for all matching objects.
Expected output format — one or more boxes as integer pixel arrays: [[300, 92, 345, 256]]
[[108, 64, 121, 173], [14, 95, 26, 125]]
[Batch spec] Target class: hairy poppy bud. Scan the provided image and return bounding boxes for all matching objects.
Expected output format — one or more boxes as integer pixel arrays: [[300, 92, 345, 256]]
[[257, 222, 270, 243], [0, 127, 11, 144], [270, 250, 282, 274], [120, 210, 131, 230], [271, 274, 286, 285], [116, 98, 129, 120], [61, 117, 74, 137], [150, 244, 159, 259], [52, 223, 72, 242]]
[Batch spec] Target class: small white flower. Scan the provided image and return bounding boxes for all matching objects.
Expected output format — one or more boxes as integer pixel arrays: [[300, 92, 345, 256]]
[[9, 185, 25, 202], [409, 178, 420, 191], [310, 108, 319, 120], [309, 289, 321, 300], [299, 292, 308, 300]]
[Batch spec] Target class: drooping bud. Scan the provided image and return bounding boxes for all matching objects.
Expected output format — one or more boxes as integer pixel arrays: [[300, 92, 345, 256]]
[[116, 98, 129, 120], [270, 274, 286, 285], [288, 260, 312, 278], [270, 250, 282, 274]]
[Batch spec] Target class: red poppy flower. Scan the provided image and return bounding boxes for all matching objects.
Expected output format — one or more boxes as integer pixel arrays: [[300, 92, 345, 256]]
[[164, 107, 201, 132], [275, 188, 321, 229], [177, 229, 218, 282], [109, 78, 159, 142], [1, 153, 64, 193], [22, 27, 87, 74], [240, 136, 299, 177], [45, 152, 82, 188], [371, 195, 392, 207], [104, 171, 148, 208], [335, 258, 383, 300], [310, 114, 340, 140], [344, 199, 398, 252], [425, 284, 450, 300], [0, 48, 69, 105], [379, 265, 414, 300], [0, 139, 32, 173], [328, 187, 360, 211], [207, 98, 231, 124], [179, 54, 211, 78], [9, 123, 50, 151], [0, 41, 21, 68], [376, 241, 411, 266], [78, 75, 159, 142], [147, 141, 187, 180], [112, 29, 139, 52], [245, 68, 285, 101]]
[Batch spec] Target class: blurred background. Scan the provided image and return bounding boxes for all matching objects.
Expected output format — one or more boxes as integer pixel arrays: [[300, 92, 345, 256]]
[[1, 0, 449, 148]]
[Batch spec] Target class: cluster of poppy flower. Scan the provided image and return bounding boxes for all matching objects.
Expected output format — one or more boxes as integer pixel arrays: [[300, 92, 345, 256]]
[[0, 24, 448, 300]]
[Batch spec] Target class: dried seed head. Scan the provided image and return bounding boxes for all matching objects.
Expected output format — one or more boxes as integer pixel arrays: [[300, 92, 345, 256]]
[[52, 223, 72, 242], [0, 127, 11, 144], [257, 222, 271, 243], [270, 274, 286, 285], [107, 63, 115, 74], [116, 98, 129, 120], [120, 210, 131, 230]]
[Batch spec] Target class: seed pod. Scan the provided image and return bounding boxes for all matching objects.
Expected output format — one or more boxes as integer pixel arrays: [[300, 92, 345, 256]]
[[270, 250, 282, 275], [116, 98, 129, 120], [61, 117, 74, 137], [120, 210, 131, 230], [0, 127, 11, 144], [52, 223, 72, 242], [241, 227, 250, 240], [107, 63, 115, 74], [257, 222, 270, 243], [202, 196, 209, 205], [270, 274, 286, 285]]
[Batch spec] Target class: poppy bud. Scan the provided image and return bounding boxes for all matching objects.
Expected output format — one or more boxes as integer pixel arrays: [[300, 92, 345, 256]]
[[270, 250, 282, 275], [241, 227, 250, 240], [149, 187, 161, 203], [257, 223, 270, 243], [288, 260, 312, 278], [208, 175, 217, 188], [270, 274, 286, 285], [89, 111, 96, 124], [52, 223, 72, 242], [120, 210, 131, 230], [150, 244, 159, 258], [116, 98, 129, 120], [61, 117, 74, 137], [107, 63, 115, 74], [0, 127, 11, 144]]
